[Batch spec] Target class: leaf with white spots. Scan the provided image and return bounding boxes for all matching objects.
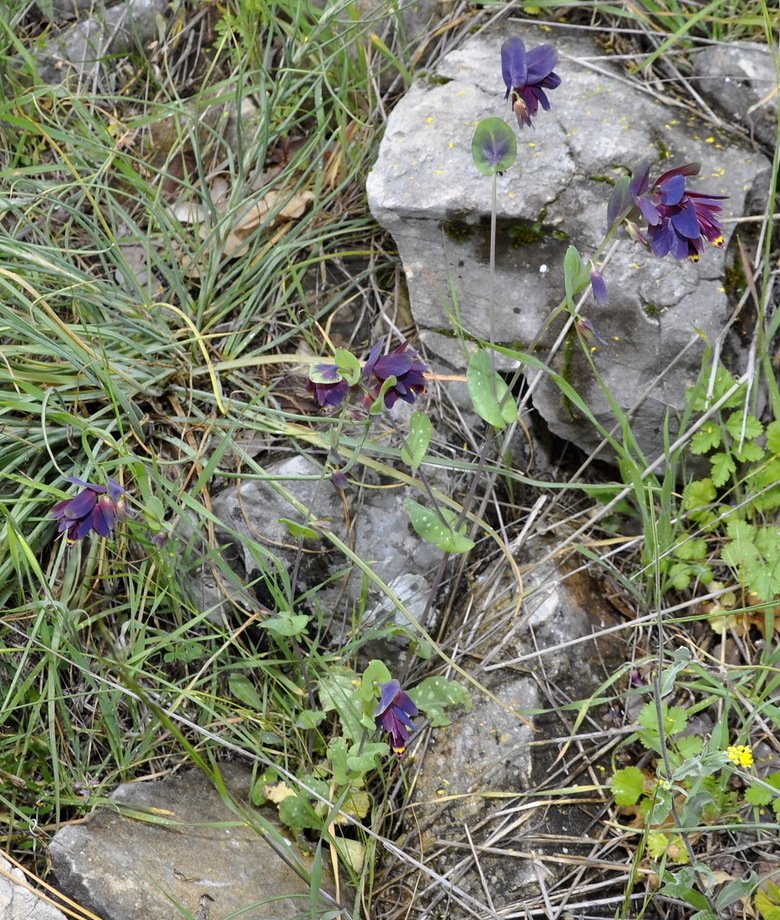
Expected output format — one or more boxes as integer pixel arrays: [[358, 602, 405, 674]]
[[405, 498, 474, 554]]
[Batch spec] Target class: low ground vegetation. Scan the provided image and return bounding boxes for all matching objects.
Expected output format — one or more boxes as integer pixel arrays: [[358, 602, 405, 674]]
[[0, 1, 779, 918]]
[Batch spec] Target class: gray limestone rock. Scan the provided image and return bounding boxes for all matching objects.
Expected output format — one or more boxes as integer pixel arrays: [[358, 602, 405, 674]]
[[367, 23, 770, 464], [49, 764, 343, 920], [34, 0, 166, 86], [390, 544, 627, 916], [195, 454, 444, 641], [0, 854, 67, 920], [693, 41, 778, 150]]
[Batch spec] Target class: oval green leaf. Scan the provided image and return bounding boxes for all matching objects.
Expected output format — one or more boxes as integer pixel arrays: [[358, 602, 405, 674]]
[[471, 117, 517, 176], [467, 348, 516, 428]]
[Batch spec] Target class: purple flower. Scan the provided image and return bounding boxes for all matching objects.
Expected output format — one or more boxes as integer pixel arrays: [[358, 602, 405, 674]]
[[576, 318, 608, 346], [307, 362, 353, 408], [374, 679, 418, 754], [627, 161, 727, 261], [589, 268, 608, 306], [362, 340, 428, 410], [501, 36, 561, 129], [52, 477, 127, 543]]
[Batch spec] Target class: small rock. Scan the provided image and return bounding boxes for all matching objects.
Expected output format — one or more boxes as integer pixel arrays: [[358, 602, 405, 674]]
[[0, 853, 67, 920], [198, 454, 445, 640], [49, 764, 343, 920], [693, 41, 777, 150], [34, 0, 166, 86]]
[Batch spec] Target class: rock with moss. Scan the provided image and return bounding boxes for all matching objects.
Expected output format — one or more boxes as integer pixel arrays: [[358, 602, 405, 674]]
[[367, 23, 771, 464]]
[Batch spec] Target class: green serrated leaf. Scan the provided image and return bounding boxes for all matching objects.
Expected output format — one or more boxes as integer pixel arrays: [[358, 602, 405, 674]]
[[745, 784, 773, 807], [735, 440, 765, 463], [611, 766, 645, 806], [709, 451, 735, 487], [766, 420, 780, 454], [690, 424, 722, 454], [725, 411, 763, 441], [405, 498, 475, 554], [466, 349, 515, 429], [400, 411, 433, 470], [755, 884, 780, 920]]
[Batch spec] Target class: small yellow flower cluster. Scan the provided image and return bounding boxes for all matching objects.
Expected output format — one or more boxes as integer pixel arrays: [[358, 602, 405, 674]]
[[727, 744, 754, 768]]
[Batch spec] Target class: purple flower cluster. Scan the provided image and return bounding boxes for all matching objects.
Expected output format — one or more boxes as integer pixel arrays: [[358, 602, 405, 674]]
[[52, 477, 127, 542], [374, 679, 418, 755], [501, 36, 561, 129], [307, 339, 428, 412], [609, 161, 727, 262]]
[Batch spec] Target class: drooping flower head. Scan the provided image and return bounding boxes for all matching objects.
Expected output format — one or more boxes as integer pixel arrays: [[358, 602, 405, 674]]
[[307, 339, 428, 413], [501, 36, 561, 129], [307, 362, 353, 409], [52, 476, 127, 543], [609, 161, 727, 262], [374, 679, 418, 755], [361, 340, 428, 410]]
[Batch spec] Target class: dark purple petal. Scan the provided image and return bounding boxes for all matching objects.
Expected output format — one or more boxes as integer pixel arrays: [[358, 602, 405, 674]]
[[637, 197, 661, 226], [60, 489, 98, 520], [526, 44, 558, 83], [374, 679, 401, 716], [655, 162, 701, 187], [72, 517, 95, 541], [64, 476, 105, 491], [307, 377, 351, 408], [52, 476, 127, 541], [659, 173, 686, 207], [606, 176, 633, 231], [590, 269, 608, 306], [91, 496, 115, 537], [501, 37, 527, 95], [374, 680, 418, 753], [670, 197, 701, 240], [629, 160, 652, 201], [106, 478, 126, 502], [361, 340, 384, 379], [372, 352, 414, 380]]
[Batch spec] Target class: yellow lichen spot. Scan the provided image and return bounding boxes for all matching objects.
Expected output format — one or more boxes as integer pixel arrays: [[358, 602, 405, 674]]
[[435, 170, 444, 175], [448, 141, 455, 148], [727, 745, 754, 768], [527, 142, 537, 148], [457, 90, 467, 96], [426, 116, 435, 124], [705, 136, 715, 143]]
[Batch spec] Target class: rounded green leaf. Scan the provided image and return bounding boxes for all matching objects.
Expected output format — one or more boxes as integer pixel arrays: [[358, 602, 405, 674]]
[[471, 117, 517, 176], [611, 766, 644, 806]]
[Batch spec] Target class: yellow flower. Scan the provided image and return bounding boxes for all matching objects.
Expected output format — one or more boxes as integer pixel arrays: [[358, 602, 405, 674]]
[[727, 744, 754, 768]]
